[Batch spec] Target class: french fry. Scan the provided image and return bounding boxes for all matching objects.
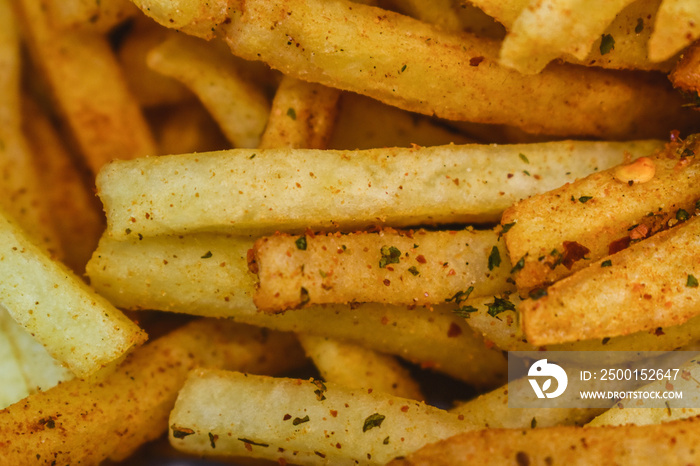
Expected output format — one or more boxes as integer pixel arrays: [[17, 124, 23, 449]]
[[499, 0, 637, 74], [222, 0, 697, 138], [388, 416, 700, 465], [298, 334, 424, 400], [16, 0, 156, 173], [670, 40, 700, 96], [148, 101, 231, 155], [85, 233, 508, 387], [381, 0, 464, 32], [43, 0, 138, 33], [0, 207, 146, 377], [259, 76, 341, 150], [329, 93, 474, 150], [147, 34, 271, 149], [0, 319, 306, 465], [461, 293, 700, 353], [97, 140, 659, 239], [649, 0, 700, 62], [251, 228, 513, 311], [0, 323, 29, 409], [117, 18, 195, 108], [21, 97, 105, 273], [502, 136, 697, 294], [168, 369, 476, 465], [130, 0, 231, 40], [520, 215, 700, 346]]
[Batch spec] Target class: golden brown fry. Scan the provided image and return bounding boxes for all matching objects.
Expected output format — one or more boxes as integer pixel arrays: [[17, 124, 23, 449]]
[[670, 39, 700, 96], [223, 0, 697, 138], [520, 215, 700, 346], [389, 416, 700, 465], [17, 0, 156, 173], [86, 233, 508, 387], [251, 228, 513, 311], [649, 0, 700, 62], [298, 334, 424, 400], [43, 0, 138, 33], [21, 97, 104, 273], [130, 0, 231, 40], [502, 137, 696, 294], [381, 0, 464, 32], [259, 76, 341, 150], [147, 34, 270, 148], [0, 319, 305, 465]]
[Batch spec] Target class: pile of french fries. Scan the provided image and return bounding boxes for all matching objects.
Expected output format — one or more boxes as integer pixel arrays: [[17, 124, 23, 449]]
[[2, 0, 700, 463]]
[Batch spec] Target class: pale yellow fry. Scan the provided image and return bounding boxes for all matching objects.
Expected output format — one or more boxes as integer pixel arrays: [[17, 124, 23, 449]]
[[169, 369, 476, 465], [147, 34, 270, 148], [649, 0, 700, 62], [298, 334, 424, 401], [85, 233, 508, 387], [130, 0, 230, 39], [502, 138, 689, 294], [0, 207, 146, 377], [0, 320, 29, 409], [389, 416, 700, 465], [259, 76, 341, 150], [500, 0, 636, 74], [223, 0, 697, 138], [461, 293, 700, 353], [43, 0, 138, 33], [521, 215, 700, 346], [252, 228, 513, 311], [21, 97, 105, 274], [465, 0, 527, 28], [17, 0, 156, 173], [0, 319, 305, 465], [329, 93, 474, 149], [97, 141, 653, 239]]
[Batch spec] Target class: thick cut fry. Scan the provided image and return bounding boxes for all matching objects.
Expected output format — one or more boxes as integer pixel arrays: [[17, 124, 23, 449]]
[[502, 137, 697, 294], [147, 34, 270, 148], [130, 0, 231, 40], [670, 40, 700, 96], [252, 228, 513, 311], [21, 97, 104, 273], [500, 0, 637, 74], [86, 233, 508, 387], [44, 0, 138, 33], [223, 0, 696, 138], [520, 215, 700, 346], [0, 319, 305, 465], [169, 369, 476, 465], [389, 416, 700, 465], [148, 101, 231, 155], [259, 76, 341, 150], [649, 0, 700, 62], [0, 208, 146, 377], [17, 0, 156, 173], [329, 93, 474, 149], [298, 334, 424, 400], [461, 293, 700, 353], [98, 141, 659, 239]]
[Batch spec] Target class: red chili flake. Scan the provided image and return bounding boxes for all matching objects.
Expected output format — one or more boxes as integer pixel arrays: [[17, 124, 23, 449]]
[[447, 322, 462, 337], [608, 236, 631, 255], [416, 255, 427, 264], [561, 241, 590, 269], [469, 56, 485, 66], [383, 279, 391, 286]]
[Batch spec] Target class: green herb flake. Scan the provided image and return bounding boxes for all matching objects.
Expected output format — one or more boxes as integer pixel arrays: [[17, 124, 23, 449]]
[[400, 64, 407, 73], [486, 296, 516, 318], [510, 255, 526, 274], [125, 228, 132, 235], [238, 438, 269, 447], [578, 196, 593, 203], [519, 153, 529, 164], [488, 246, 501, 270], [531, 417, 537, 428], [201, 251, 213, 259], [601, 260, 612, 267], [687, 274, 699, 288], [500, 222, 516, 237], [379, 245, 401, 268], [287, 107, 297, 120], [295, 236, 308, 250], [600, 34, 615, 55], [312, 379, 327, 401], [293, 415, 310, 426], [523, 170, 531, 176], [209, 432, 218, 449], [635, 18, 644, 33], [172, 425, 195, 439], [249, 153, 256, 159], [453, 305, 478, 319], [383, 436, 390, 445], [446, 286, 474, 305], [676, 209, 690, 221], [363, 413, 386, 432], [408, 266, 420, 276], [528, 288, 547, 300]]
